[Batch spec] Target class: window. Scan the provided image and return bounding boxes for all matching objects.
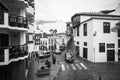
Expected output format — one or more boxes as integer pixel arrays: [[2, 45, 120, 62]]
[[84, 42, 87, 46], [118, 30, 120, 37], [77, 26, 79, 36], [77, 41, 79, 44], [83, 23, 87, 36], [62, 39, 65, 45], [83, 48, 88, 59], [99, 43, 105, 52], [118, 39, 120, 48], [49, 39, 50, 44], [107, 44, 114, 48], [103, 22, 110, 33]]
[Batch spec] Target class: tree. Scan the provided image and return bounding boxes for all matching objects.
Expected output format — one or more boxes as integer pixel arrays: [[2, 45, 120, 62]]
[[49, 29, 53, 34], [111, 22, 120, 32]]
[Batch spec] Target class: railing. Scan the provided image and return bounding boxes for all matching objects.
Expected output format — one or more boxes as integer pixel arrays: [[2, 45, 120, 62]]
[[0, 12, 28, 30], [9, 44, 28, 60], [9, 14, 28, 28], [0, 47, 5, 62], [0, 44, 28, 65], [0, 11, 4, 24]]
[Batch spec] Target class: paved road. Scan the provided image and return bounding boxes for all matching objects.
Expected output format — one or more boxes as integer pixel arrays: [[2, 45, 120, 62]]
[[56, 50, 120, 80]]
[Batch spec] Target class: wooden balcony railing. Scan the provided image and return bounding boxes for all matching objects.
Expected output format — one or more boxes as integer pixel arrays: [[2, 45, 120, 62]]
[[9, 15, 28, 28], [0, 11, 4, 24]]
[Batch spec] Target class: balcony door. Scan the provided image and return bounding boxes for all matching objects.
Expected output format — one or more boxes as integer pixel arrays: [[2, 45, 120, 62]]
[[0, 34, 9, 47]]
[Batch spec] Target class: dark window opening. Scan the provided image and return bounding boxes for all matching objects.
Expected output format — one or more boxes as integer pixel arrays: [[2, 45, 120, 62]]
[[103, 22, 110, 33], [83, 23, 87, 36], [99, 43, 105, 52], [84, 42, 87, 46], [118, 39, 120, 48], [77, 26, 79, 36]]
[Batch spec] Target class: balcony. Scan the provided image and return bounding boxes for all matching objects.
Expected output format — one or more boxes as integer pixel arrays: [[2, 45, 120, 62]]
[[0, 45, 28, 66], [9, 15, 28, 28], [0, 12, 28, 31]]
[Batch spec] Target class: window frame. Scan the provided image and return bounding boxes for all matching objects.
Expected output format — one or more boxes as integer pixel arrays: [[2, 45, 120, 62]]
[[99, 43, 105, 52], [83, 23, 87, 36], [103, 22, 110, 33], [77, 26, 79, 36]]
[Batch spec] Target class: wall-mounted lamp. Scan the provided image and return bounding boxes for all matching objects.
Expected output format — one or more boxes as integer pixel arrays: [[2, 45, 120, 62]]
[[93, 31, 97, 36]]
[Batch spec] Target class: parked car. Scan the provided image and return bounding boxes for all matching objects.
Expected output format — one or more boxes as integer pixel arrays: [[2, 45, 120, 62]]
[[59, 46, 65, 51], [65, 52, 74, 63], [53, 50, 61, 55], [38, 51, 51, 59]]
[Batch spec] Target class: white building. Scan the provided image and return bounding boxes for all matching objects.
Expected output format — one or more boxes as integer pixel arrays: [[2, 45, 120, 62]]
[[0, 0, 34, 79], [38, 32, 67, 51], [72, 12, 120, 62], [26, 0, 35, 57]]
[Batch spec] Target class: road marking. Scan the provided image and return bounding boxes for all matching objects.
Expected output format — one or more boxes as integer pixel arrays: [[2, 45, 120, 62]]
[[75, 63, 82, 70], [61, 64, 65, 71], [80, 63, 88, 69], [59, 62, 66, 64], [74, 60, 78, 62], [71, 64, 77, 70]]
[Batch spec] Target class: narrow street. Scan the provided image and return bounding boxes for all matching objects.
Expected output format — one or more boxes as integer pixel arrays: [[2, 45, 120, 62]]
[[27, 37, 120, 80]]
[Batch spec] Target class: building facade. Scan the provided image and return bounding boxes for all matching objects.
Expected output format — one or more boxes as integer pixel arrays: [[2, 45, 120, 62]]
[[39, 32, 67, 51], [0, 0, 33, 80], [26, 0, 35, 58], [72, 12, 120, 62]]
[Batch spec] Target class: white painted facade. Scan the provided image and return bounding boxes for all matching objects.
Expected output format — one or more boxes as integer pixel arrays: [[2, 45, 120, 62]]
[[0, 0, 29, 65], [72, 13, 120, 62]]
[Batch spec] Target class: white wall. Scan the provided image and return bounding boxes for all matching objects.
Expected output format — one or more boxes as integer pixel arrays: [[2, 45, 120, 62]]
[[93, 19, 118, 62], [80, 16, 91, 22], [79, 19, 94, 62], [20, 32, 26, 45]]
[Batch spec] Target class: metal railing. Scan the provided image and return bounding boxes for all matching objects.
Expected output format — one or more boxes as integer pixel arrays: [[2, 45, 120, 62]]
[[9, 14, 28, 28], [9, 44, 28, 60], [0, 44, 28, 63]]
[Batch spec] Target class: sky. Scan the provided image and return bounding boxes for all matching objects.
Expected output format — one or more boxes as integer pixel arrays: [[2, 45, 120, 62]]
[[35, 0, 120, 33]]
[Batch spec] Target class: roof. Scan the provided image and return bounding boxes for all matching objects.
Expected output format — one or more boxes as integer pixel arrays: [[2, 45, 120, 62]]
[[71, 12, 120, 21]]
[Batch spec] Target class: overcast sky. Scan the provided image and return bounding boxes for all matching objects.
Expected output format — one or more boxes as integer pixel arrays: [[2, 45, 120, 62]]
[[35, 0, 120, 33]]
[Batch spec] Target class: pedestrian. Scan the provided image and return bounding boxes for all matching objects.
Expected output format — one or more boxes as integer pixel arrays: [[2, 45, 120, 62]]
[[52, 54, 56, 64], [45, 59, 51, 68], [35, 52, 39, 64]]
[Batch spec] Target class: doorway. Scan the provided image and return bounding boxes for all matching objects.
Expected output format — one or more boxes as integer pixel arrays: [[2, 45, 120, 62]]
[[76, 46, 79, 56], [107, 50, 115, 61], [118, 50, 120, 61], [0, 34, 9, 47], [83, 48, 88, 59]]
